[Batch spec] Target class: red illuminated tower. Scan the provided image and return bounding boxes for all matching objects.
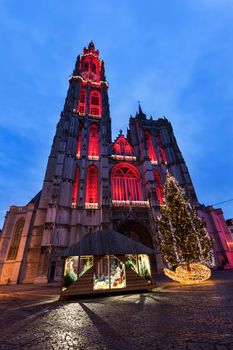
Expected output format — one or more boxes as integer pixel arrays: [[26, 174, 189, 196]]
[[0, 42, 233, 285], [33, 41, 113, 282]]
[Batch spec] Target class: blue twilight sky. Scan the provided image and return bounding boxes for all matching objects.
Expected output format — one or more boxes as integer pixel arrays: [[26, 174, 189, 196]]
[[0, 0, 233, 227]]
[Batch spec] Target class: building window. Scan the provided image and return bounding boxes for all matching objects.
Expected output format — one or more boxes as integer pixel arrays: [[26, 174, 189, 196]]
[[89, 91, 101, 117], [84, 62, 89, 71], [145, 131, 157, 163], [72, 166, 79, 208], [78, 89, 86, 115], [76, 126, 82, 158], [7, 218, 25, 260], [91, 94, 99, 105], [86, 165, 98, 205], [153, 170, 164, 205], [88, 124, 99, 160], [111, 163, 143, 201]]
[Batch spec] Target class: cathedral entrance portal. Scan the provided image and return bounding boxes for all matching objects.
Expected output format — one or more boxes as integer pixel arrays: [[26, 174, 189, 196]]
[[118, 220, 153, 248], [118, 220, 157, 273]]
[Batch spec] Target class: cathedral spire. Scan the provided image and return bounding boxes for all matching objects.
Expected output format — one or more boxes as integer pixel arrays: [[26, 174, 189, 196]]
[[137, 102, 146, 119], [88, 40, 95, 50], [138, 102, 143, 115]]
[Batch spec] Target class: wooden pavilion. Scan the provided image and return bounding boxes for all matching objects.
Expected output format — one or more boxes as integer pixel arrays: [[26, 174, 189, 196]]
[[59, 230, 155, 298]]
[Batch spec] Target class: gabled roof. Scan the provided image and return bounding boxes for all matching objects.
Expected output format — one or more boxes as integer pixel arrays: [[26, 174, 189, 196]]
[[112, 133, 134, 153], [59, 230, 154, 257]]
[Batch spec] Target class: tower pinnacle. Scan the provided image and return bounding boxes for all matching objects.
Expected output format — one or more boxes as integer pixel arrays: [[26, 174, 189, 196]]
[[88, 40, 95, 50]]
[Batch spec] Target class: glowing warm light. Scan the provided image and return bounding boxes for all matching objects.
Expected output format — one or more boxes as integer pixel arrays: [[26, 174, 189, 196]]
[[88, 114, 101, 119], [111, 155, 137, 161], [85, 203, 98, 209], [164, 263, 211, 284], [112, 200, 149, 208], [88, 156, 99, 161], [69, 75, 108, 88]]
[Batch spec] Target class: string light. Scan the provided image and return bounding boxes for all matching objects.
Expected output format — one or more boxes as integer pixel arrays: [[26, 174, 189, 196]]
[[85, 203, 98, 209], [69, 75, 109, 88], [112, 200, 150, 208], [164, 263, 211, 284], [158, 173, 213, 280], [111, 155, 137, 161]]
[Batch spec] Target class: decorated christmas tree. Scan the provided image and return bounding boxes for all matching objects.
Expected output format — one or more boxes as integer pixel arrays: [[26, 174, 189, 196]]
[[158, 173, 213, 283]]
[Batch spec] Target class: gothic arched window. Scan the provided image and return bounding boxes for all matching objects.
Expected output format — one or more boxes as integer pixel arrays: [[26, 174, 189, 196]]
[[153, 170, 164, 205], [86, 165, 98, 205], [90, 91, 101, 117], [88, 124, 99, 160], [78, 89, 86, 115], [7, 218, 25, 260], [111, 163, 143, 201], [76, 125, 82, 158], [72, 166, 79, 208], [145, 131, 157, 163]]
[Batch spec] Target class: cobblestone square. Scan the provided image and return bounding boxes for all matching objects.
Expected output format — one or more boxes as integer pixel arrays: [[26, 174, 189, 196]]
[[0, 271, 233, 350]]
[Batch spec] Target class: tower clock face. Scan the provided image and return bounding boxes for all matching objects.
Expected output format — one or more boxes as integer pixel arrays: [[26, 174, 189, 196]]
[[81, 71, 98, 82]]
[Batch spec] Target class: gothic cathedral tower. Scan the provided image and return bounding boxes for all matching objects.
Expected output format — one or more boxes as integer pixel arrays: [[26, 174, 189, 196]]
[[33, 42, 113, 282], [1, 42, 233, 285]]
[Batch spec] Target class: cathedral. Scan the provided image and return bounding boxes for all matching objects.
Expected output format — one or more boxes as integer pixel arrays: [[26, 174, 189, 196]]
[[1, 42, 233, 285]]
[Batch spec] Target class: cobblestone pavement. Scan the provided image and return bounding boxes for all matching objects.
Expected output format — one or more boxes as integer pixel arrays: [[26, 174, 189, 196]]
[[0, 271, 233, 350]]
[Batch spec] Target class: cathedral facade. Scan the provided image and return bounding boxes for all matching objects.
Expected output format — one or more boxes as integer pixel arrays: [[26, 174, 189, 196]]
[[1, 42, 233, 284]]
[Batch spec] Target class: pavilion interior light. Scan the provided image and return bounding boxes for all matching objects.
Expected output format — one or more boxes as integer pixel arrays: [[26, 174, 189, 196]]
[[164, 263, 211, 284]]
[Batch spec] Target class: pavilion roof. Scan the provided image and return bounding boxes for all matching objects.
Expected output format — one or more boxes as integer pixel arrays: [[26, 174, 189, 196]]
[[59, 230, 154, 257]]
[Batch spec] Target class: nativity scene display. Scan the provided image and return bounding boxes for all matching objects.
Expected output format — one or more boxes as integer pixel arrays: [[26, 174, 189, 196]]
[[59, 230, 155, 298]]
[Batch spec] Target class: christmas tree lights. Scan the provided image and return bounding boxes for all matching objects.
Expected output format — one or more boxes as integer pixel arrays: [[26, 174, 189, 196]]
[[158, 173, 213, 284]]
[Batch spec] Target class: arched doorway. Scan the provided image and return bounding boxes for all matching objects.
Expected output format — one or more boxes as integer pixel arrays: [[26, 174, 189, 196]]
[[117, 220, 158, 273]]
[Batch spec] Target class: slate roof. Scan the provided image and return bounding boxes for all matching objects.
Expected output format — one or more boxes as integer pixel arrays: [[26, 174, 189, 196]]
[[59, 230, 154, 257]]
